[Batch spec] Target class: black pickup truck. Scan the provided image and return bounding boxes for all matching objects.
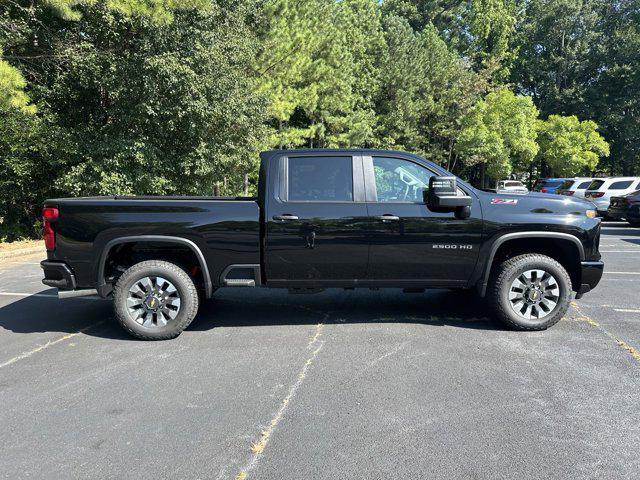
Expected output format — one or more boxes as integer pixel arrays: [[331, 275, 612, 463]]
[[41, 149, 604, 339]]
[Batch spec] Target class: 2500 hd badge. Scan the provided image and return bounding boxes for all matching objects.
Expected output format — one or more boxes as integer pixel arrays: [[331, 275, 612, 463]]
[[432, 244, 474, 250]]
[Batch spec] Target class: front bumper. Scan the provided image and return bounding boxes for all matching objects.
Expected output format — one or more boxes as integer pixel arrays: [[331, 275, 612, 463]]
[[41, 260, 76, 290], [575, 261, 604, 298]]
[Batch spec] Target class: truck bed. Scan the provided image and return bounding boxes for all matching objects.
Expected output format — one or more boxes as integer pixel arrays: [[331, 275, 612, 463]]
[[44, 196, 261, 290]]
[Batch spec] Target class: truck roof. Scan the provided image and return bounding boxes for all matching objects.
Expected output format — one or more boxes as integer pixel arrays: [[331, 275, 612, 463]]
[[260, 148, 426, 159]]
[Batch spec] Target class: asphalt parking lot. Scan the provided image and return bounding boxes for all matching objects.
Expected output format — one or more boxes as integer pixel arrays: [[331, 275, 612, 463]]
[[1, 222, 639, 480]]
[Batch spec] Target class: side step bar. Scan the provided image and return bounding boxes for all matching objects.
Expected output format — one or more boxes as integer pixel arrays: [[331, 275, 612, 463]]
[[220, 264, 261, 287], [58, 288, 99, 299], [224, 279, 256, 287]]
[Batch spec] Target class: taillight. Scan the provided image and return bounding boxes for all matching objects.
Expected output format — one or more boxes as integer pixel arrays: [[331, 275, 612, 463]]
[[42, 207, 59, 251], [590, 192, 605, 198], [541, 187, 548, 193], [564, 191, 574, 196], [627, 198, 640, 204]]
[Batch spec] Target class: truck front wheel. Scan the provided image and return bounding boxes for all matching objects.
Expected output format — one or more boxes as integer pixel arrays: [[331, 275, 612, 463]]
[[113, 260, 200, 340], [489, 254, 572, 330]]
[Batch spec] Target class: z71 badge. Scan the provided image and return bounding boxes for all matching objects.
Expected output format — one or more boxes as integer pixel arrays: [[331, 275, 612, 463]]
[[491, 198, 518, 205]]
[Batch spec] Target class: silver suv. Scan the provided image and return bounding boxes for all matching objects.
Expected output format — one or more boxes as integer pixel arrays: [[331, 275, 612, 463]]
[[584, 177, 640, 215]]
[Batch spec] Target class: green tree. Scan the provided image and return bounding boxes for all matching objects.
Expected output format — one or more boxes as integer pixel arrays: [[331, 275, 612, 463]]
[[255, 0, 385, 148], [0, 107, 67, 240], [382, 0, 517, 79], [48, 3, 266, 196], [375, 15, 478, 168], [510, 0, 605, 115], [0, 0, 210, 114], [457, 89, 539, 184], [585, 0, 640, 175], [536, 115, 609, 176]]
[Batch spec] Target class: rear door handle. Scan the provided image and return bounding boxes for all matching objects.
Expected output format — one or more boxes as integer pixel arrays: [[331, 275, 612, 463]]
[[376, 214, 400, 222], [273, 214, 299, 221]]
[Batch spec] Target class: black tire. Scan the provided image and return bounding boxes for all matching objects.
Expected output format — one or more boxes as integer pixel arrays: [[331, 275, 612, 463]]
[[113, 260, 199, 340], [488, 254, 572, 331]]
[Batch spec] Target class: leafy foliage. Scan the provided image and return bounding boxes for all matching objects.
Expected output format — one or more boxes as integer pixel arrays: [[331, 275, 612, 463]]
[[375, 16, 478, 166], [537, 115, 609, 176], [457, 89, 539, 181]]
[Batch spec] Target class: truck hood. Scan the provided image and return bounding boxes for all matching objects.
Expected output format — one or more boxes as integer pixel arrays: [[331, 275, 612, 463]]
[[477, 190, 596, 216]]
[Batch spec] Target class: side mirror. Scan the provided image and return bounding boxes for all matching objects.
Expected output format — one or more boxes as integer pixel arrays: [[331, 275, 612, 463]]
[[425, 176, 472, 217]]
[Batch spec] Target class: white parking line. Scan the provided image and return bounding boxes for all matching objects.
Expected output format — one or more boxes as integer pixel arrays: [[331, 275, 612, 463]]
[[0, 321, 105, 369], [614, 309, 640, 314], [600, 251, 640, 253], [605, 272, 640, 275], [0, 292, 55, 298], [0, 292, 101, 300]]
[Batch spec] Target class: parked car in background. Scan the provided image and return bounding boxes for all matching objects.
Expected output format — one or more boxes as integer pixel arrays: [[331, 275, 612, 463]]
[[496, 180, 528, 194], [585, 177, 640, 216], [607, 190, 640, 226], [556, 178, 594, 199], [533, 178, 568, 194]]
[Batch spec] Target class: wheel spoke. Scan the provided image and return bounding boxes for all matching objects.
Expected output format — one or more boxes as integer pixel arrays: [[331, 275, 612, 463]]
[[156, 311, 169, 326], [512, 299, 525, 311], [139, 277, 153, 294], [163, 306, 179, 320], [142, 311, 154, 327], [156, 277, 169, 292], [521, 272, 533, 285], [127, 296, 143, 307], [130, 283, 145, 297], [509, 289, 522, 300], [540, 297, 557, 310], [165, 297, 181, 308]]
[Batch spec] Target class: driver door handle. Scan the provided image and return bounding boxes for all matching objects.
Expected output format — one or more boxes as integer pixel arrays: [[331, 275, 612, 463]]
[[273, 214, 299, 222], [376, 214, 400, 222]]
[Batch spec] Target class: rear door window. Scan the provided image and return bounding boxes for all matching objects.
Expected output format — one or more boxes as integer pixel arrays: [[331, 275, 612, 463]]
[[609, 180, 633, 190], [559, 180, 575, 190], [587, 180, 605, 191], [577, 181, 592, 189], [287, 156, 353, 202]]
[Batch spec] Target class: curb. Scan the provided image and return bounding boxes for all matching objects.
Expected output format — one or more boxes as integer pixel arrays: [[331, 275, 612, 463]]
[[0, 247, 45, 262]]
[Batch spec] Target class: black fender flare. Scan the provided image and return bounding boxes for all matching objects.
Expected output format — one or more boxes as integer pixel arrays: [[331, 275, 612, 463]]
[[97, 235, 213, 298], [478, 231, 585, 297]]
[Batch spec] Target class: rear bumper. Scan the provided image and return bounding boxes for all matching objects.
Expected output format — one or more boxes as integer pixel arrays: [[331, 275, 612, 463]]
[[41, 260, 76, 290], [627, 206, 640, 222], [575, 261, 604, 298], [607, 205, 627, 220]]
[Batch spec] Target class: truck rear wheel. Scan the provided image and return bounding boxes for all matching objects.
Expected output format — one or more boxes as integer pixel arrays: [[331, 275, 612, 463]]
[[489, 254, 571, 330], [113, 260, 199, 340]]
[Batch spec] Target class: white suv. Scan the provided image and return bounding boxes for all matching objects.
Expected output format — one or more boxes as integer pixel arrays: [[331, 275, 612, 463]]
[[496, 180, 529, 194], [585, 177, 640, 215], [556, 178, 594, 199]]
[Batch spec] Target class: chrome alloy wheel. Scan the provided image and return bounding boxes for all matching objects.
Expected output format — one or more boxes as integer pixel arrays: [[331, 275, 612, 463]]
[[126, 276, 181, 327], [508, 269, 560, 320]]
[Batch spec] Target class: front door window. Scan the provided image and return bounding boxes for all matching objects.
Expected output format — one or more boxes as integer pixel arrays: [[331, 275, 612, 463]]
[[373, 157, 433, 202]]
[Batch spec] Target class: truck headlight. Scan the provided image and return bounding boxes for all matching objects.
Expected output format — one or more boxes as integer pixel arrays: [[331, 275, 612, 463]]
[[586, 209, 597, 218]]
